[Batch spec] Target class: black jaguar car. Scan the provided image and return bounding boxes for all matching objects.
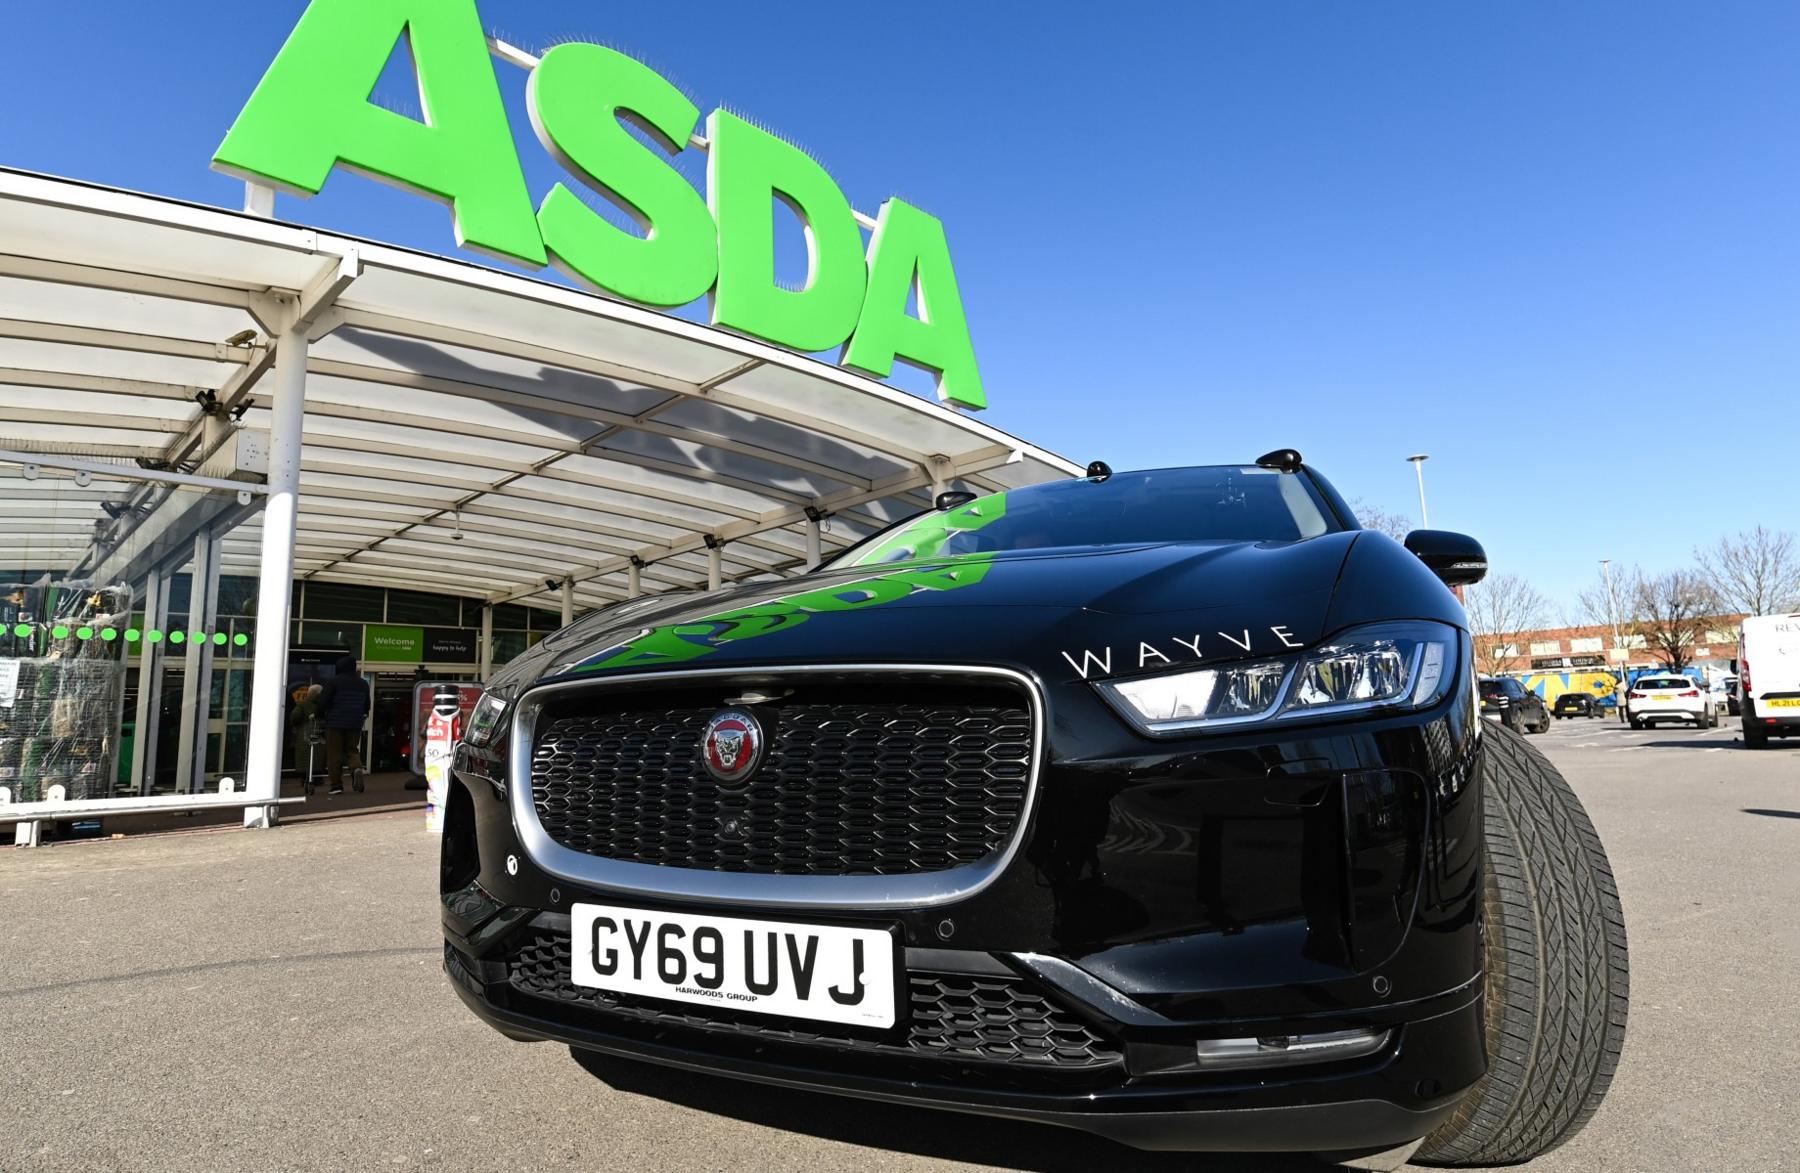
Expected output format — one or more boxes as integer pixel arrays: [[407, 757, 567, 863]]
[[442, 453, 1628, 1170]]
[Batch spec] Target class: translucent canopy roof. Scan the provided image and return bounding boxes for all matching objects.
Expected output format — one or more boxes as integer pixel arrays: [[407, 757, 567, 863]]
[[0, 169, 1079, 613]]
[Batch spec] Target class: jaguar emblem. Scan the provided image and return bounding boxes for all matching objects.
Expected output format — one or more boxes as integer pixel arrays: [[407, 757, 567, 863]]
[[701, 708, 764, 785]]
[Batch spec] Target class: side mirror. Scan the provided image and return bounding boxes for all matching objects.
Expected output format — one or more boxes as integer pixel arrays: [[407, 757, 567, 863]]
[[1404, 530, 1488, 586]]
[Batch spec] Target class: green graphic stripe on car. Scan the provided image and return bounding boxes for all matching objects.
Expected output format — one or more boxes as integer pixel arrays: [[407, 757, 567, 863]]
[[571, 557, 999, 674]]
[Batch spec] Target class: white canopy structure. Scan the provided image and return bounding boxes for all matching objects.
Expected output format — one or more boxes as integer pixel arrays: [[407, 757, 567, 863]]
[[0, 168, 1079, 828]]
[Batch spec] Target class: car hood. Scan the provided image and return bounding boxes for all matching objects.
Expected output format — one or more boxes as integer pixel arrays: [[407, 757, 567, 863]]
[[500, 534, 1377, 690]]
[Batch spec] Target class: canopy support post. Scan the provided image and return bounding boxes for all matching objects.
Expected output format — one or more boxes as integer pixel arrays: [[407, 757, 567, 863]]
[[175, 526, 221, 794], [479, 605, 494, 683], [627, 561, 642, 598], [706, 543, 722, 591], [130, 566, 170, 796], [242, 318, 307, 829], [560, 579, 573, 626], [804, 515, 822, 571]]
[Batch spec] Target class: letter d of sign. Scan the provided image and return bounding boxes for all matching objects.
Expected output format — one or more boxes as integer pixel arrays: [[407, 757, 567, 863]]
[[211, 0, 545, 267], [707, 110, 868, 355]]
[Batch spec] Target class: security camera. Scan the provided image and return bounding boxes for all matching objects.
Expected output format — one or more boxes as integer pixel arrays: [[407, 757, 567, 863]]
[[450, 530, 464, 541]]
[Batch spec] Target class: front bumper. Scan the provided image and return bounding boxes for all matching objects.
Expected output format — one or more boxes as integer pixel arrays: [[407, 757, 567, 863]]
[[446, 917, 1476, 1144], [1630, 704, 1705, 721], [443, 665, 1488, 1153]]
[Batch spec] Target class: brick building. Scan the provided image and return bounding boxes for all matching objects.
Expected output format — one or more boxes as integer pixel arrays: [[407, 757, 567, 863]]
[[1473, 618, 1747, 677]]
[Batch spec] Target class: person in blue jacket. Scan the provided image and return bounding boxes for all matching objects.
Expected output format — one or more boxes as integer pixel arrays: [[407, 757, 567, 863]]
[[316, 654, 369, 795]]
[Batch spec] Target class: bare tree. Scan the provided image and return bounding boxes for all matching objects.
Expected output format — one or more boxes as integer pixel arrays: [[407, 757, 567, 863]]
[[1351, 499, 1413, 541], [1464, 573, 1550, 676], [1573, 563, 1643, 643], [1697, 527, 1800, 617], [1628, 569, 1725, 671]]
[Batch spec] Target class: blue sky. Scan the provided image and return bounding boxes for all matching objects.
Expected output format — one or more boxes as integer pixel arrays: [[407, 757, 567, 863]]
[[3, 1, 1795, 613]]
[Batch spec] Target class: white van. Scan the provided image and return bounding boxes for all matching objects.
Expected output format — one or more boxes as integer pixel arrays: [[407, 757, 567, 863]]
[[1739, 613, 1800, 748]]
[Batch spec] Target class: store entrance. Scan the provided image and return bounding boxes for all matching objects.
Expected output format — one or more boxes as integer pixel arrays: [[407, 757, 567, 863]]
[[370, 680, 416, 774]]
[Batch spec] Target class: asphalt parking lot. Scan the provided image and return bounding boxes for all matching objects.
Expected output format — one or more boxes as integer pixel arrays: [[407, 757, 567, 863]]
[[1, 721, 1795, 1173]]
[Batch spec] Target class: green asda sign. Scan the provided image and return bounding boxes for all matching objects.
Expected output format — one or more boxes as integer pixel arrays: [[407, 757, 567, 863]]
[[213, 0, 986, 409]]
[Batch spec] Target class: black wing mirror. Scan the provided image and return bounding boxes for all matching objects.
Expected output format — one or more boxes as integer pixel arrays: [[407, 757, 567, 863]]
[[1404, 530, 1488, 586]]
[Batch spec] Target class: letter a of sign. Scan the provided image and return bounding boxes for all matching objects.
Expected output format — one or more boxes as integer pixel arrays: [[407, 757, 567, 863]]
[[212, 0, 545, 266], [844, 199, 986, 410]]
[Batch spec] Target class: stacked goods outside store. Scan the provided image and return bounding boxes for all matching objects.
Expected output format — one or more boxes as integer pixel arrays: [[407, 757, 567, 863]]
[[0, 581, 132, 802]]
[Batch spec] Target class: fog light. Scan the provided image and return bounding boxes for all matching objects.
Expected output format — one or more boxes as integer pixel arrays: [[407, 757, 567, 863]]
[[1194, 1027, 1391, 1070]]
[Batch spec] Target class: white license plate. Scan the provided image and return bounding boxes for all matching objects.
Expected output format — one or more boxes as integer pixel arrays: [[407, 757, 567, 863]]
[[570, 903, 898, 1029]]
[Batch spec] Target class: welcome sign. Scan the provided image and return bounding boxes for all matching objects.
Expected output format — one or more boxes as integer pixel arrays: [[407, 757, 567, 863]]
[[213, 0, 987, 408]]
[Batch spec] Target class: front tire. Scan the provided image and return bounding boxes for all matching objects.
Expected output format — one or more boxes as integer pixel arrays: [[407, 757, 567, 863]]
[[1417, 726, 1629, 1167]]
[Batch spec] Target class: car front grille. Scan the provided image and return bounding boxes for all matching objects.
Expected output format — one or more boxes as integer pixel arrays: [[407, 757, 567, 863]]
[[501, 928, 1122, 1076], [528, 680, 1032, 877]]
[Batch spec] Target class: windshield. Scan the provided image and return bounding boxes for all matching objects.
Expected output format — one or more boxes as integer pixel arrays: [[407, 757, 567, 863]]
[[1479, 680, 1514, 698], [828, 466, 1337, 569]]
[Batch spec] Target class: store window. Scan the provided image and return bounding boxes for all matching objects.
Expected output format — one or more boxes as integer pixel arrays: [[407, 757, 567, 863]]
[[387, 588, 460, 626], [491, 631, 529, 666], [212, 575, 259, 617], [301, 621, 361, 652], [304, 581, 385, 622]]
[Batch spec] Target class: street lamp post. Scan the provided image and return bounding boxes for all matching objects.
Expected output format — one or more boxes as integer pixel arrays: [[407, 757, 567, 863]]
[[1602, 558, 1626, 718], [1406, 454, 1430, 528]]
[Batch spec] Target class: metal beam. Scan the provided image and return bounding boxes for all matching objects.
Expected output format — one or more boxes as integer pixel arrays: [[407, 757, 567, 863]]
[[0, 448, 269, 495], [0, 253, 261, 309], [0, 317, 254, 364]]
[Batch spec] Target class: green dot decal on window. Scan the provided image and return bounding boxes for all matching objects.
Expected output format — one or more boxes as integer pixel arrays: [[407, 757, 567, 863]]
[[212, 632, 227, 645], [102, 628, 118, 641], [11, 623, 28, 638], [52, 626, 69, 639], [76, 627, 93, 640], [126, 628, 142, 642], [233, 633, 248, 647], [168, 631, 183, 644]]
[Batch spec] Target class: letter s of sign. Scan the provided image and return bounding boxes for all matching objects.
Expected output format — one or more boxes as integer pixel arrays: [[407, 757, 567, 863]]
[[526, 42, 717, 307], [212, 0, 990, 410], [212, 0, 545, 266]]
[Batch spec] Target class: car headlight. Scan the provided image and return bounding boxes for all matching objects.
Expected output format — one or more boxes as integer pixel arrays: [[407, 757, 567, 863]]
[[463, 691, 511, 747], [1098, 620, 1458, 736]]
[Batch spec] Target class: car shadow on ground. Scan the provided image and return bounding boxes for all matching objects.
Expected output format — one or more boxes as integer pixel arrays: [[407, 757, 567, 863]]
[[567, 1048, 1323, 1172], [1742, 809, 1800, 821], [1638, 738, 1738, 750]]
